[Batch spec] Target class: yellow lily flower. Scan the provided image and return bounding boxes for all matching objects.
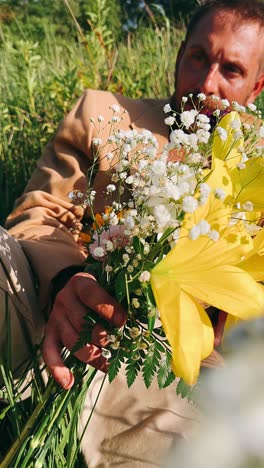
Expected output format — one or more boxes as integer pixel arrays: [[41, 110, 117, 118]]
[[238, 228, 264, 282], [212, 111, 264, 216], [150, 148, 264, 385]]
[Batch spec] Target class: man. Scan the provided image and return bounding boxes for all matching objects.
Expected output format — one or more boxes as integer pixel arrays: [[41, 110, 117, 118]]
[[1, 0, 264, 466]]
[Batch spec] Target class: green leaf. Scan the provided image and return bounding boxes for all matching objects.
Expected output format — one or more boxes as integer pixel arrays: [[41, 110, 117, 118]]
[[157, 351, 175, 389], [176, 378, 193, 399], [114, 271, 127, 302], [142, 342, 161, 388], [108, 351, 124, 383], [133, 236, 144, 255], [125, 359, 141, 387]]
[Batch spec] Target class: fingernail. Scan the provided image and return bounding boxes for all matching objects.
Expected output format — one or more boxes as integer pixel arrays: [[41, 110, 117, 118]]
[[62, 374, 74, 389]]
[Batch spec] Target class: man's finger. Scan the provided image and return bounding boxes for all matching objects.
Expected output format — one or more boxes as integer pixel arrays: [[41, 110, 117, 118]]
[[42, 330, 75, 390], [214, 310, 227, 347], [71, 273, 127, 327]]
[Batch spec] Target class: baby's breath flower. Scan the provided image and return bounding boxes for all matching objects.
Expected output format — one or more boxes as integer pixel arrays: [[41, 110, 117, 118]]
[[189, 225, 201, 240], [127, 265, 134, 273], [106, 184, 116, 193], [230, 119, 241, 130], [129, 327, 141, 338], [232, 102, 246, 113], [164, 116, 176, 126], [242, 201, 254, 212], [221, 99, 230, 109], [97, 115, 104, 122], [259, 126, 264, 138], [105, 265, 113, 273], [163, 103, 172, 113], [139, 342, 147, 349], [111, 104, 120, 113], [180, 110, 197, 129], [93, 247, 105, 258], [139, 270, 151, 282], [237, 163, 246, 170], [111, 116, 121, 123], [196, 129, 210, 144], [106, 240, 114, 251], [92, 137, 102, 146], [132, 298, 140, 309], [214, 188, 226, 200], [197, 93, 206, 101], [199, 220, 211, 235], [126, 175, 134, 184], [200, 183, 211, 198], [182, 196, 198, 213], [209, 229, 220, 241], [248, 103, 257, 112], [111, 341, 120, 350], [213, 109, 221, 117], [234, 130, 243, 139], [216, 126, 228, 141], [122, 253, 129, 263], [182, 96, 188, 103]]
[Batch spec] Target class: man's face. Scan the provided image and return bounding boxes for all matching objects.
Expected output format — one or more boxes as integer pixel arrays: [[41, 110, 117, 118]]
[[174, 10, 264, 112]]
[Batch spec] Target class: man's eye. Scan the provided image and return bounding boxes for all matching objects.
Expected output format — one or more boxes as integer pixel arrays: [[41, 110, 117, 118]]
[[224, 64, 241, 75], [191, 52, 204, 62]]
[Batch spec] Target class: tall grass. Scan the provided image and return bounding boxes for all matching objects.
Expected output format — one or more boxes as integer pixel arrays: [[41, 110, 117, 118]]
[[0, 5, 182, 224]]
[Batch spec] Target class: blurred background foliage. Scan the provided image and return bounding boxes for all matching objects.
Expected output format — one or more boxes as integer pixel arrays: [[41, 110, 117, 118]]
[[0, 0, 263, 224]]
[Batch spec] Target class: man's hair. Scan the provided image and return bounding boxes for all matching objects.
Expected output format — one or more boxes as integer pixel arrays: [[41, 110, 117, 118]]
[[185, 0, 264, 43]]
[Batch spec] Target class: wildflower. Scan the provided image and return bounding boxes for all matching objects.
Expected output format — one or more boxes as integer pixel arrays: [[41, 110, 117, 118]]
[[180, 110, 197, 129], [221, 99, 230, 109], [139, 270, 151, 282], [216, 126, 228, 141], [197, 93, 206, 101], [163, 103, 172, 113], [182, 196, 198, 213], [93, 247, 105, 258], [132, 298, 140, 308], [111, 104, 120, 113], [92, 138, 102, 146], [164, 116, 176, 126], [151, 201, 264, 385], [259, 126, 264, 138], [214, 188, 226, 200], [129, 327, 141, 338], [242, 201, 254, 212], [106, 184, 116, 193]]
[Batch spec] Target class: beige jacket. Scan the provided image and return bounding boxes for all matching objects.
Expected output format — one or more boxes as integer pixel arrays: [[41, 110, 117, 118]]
[[6, 89, 170, 311]]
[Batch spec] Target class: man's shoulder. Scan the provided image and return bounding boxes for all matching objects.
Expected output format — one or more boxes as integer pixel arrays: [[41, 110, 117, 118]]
[[82, 88, 168, 117]]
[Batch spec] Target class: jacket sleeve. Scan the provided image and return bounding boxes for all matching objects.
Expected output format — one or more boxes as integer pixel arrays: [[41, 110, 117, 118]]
[[5, 90, 98, 311]]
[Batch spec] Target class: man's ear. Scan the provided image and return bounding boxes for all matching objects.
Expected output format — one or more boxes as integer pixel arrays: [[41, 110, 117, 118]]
[[174, 41, 185, 88], [247, 72, 264, 104]]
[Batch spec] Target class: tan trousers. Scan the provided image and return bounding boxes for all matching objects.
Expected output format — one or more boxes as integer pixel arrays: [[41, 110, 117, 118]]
[[0, 226, 199, 466], [0, 226, 43, 374]]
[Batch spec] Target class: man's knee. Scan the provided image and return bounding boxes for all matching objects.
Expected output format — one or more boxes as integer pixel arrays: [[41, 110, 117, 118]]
[[0, 227, 43, 375]]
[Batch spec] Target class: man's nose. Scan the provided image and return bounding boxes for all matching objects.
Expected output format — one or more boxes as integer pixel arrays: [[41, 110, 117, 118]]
[[199, 64, 219, 96]]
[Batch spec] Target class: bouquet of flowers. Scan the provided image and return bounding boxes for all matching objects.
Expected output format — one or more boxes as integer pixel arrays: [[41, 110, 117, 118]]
[[71, 94, 264, 389], [1, 95, 264, 467]]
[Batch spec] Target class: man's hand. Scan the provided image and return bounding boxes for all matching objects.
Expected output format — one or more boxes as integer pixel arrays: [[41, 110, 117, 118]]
[[214, 310, 227, 347], [42, 272, 127, 389]]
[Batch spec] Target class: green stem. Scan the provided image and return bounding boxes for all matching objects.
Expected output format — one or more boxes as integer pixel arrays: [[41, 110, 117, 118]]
[[0, 380, 56, 467]]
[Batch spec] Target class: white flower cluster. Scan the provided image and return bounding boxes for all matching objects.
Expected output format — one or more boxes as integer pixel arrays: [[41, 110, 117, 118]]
[[73, 97, 263, 281]]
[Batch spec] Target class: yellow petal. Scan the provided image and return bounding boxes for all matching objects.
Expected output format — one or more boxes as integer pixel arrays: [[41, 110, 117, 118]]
[[151, 224, 264, 319], [238, 229, 264, 281], [230, 156, 264, 211], [212, 112, 244, 169], [150, 272, 214, 385]]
